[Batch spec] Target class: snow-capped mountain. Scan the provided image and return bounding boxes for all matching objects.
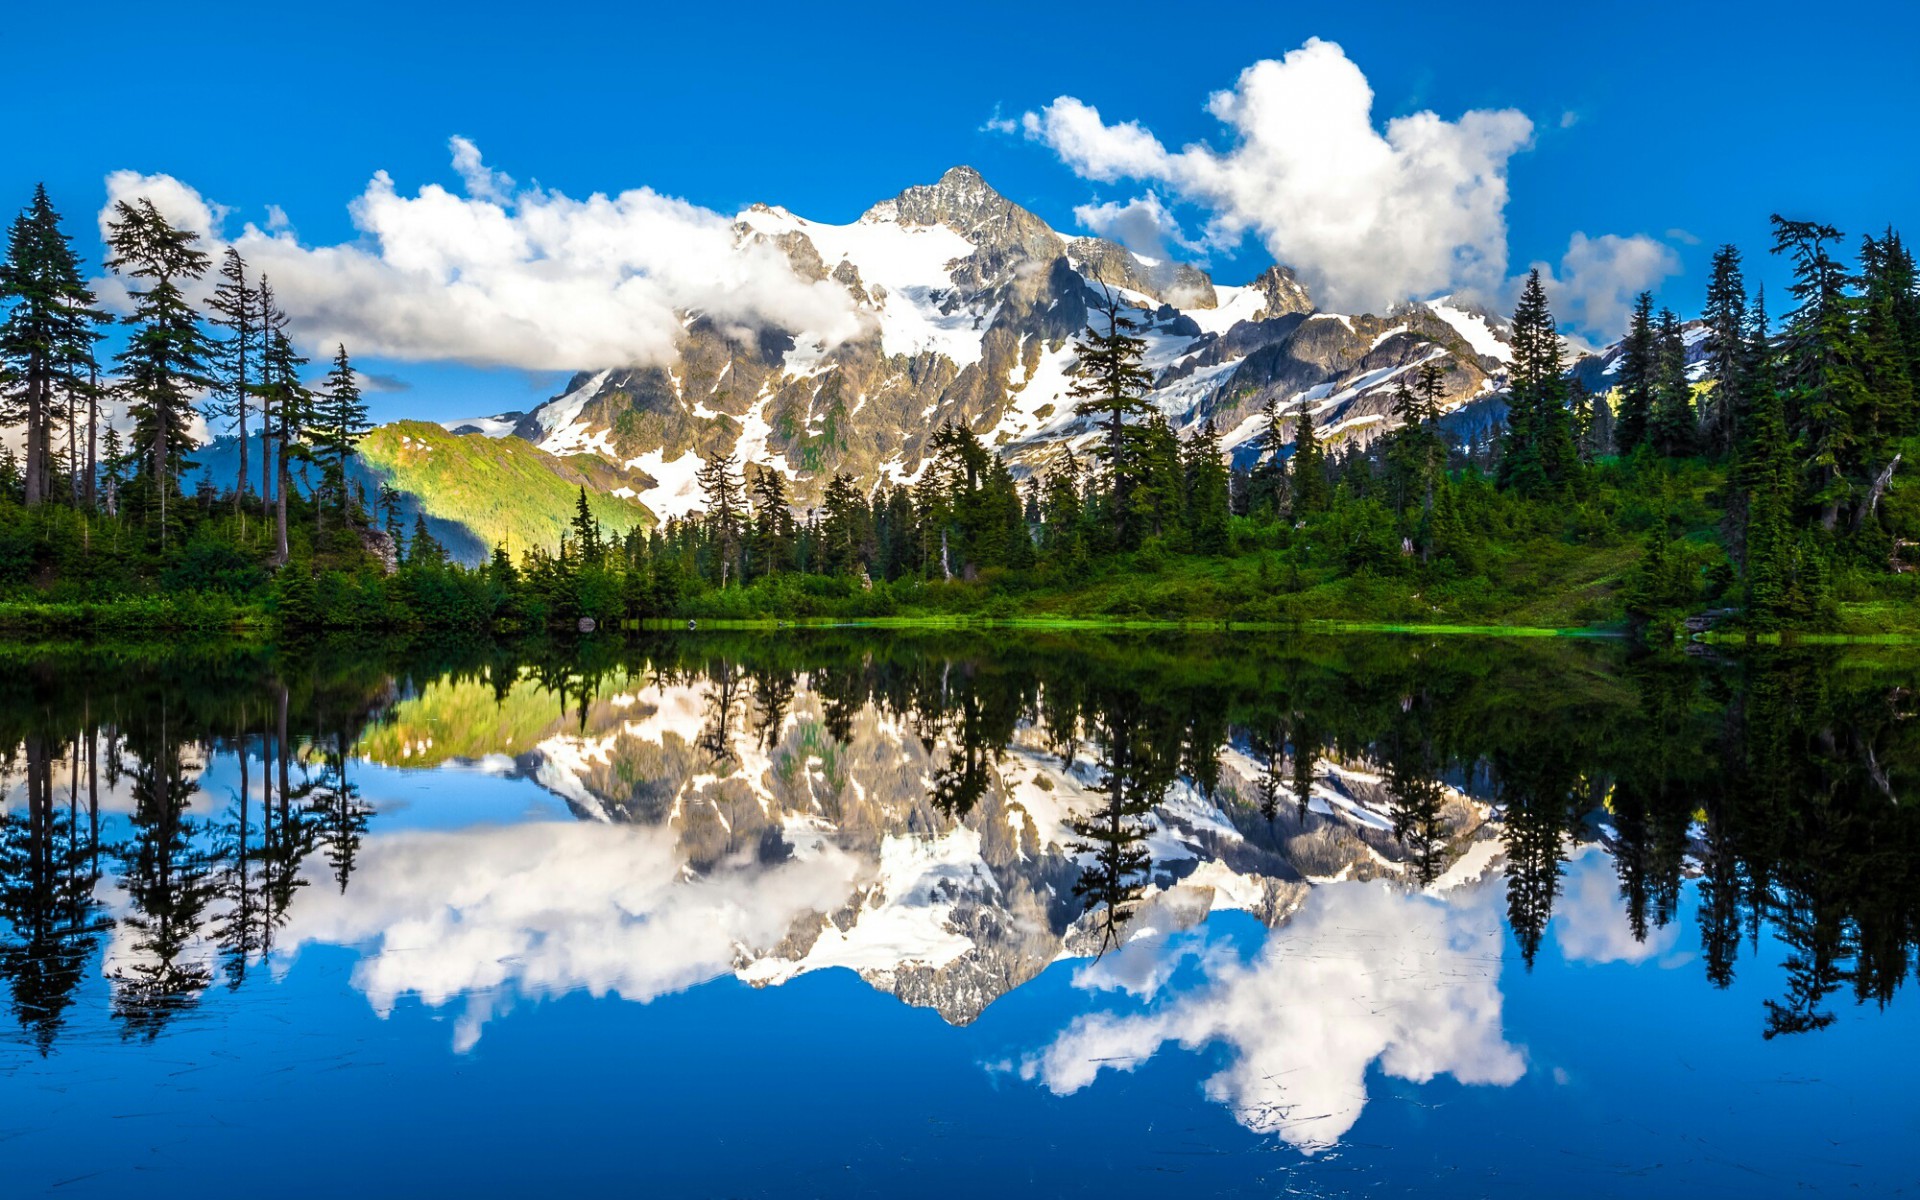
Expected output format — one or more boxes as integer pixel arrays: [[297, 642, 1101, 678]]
[[359, 668, 1503, 1026], [449, 166, 1518, 515]]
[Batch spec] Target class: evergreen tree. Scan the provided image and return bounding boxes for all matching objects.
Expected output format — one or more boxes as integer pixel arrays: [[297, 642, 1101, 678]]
[[406, 512, 445, 567], [1498, 269, 1578, 495], [314, 344, 370, 514], [257, 329, 311, 564], [1701, 245, 1749, 457], [569, 485, 603, 566], [104, 198, 213, 546], [1615, 291, 1658, 455], [748, 464, 794, 577], [1066, 289, 1153, 545], [1182, 417, 1231, 554], [1650, 308, 1698, 457], [1288, 395, 1329, 518], [1771, 215, 1868, 529], [0, 186, 106, 507], [695, 448, 744, 585], [206, 247, 258, 511]]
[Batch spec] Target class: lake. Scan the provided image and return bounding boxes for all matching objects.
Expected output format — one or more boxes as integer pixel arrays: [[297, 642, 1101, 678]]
[[1, 631, 1915, 1197]]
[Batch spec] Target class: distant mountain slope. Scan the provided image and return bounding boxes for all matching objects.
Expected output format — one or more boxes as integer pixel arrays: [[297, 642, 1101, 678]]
[[356, 422, 654, 561]]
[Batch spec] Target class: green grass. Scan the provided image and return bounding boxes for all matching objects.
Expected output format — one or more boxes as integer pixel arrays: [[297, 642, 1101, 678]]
[[359, 421, 655, 557]]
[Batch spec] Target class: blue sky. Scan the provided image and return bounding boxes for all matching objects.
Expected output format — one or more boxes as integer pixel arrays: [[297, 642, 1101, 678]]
[[5, 0, 1916, 423]]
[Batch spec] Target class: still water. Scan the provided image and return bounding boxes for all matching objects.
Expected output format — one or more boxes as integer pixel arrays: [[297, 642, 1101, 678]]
[[0, 632, 1915, 1196]]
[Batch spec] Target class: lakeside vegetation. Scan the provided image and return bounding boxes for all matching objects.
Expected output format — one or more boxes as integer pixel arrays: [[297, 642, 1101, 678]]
[[2, 181, 1917, 639]]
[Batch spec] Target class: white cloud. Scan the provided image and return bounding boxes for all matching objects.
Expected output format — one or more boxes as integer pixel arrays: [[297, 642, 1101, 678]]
[[1071, 192, 1204, 265], [96, 142, 865, 372], [1022, 880, 1525, 1152], [448, 135, 514, 202], [1551, 845, 1680, 965], [1022, 38, 1535, 314], [276, 820, 863, 1051], [1535, 231, 1681, 340]]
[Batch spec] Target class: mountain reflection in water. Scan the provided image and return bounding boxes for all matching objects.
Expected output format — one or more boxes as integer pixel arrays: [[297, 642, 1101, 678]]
[[1, 632, 1916, 1180]]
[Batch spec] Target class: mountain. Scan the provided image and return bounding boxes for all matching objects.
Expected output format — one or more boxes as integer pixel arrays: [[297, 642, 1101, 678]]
[[185, 420, 655, 562], [358, 667, 1501, 1025], [459, 166, 1518, 514]]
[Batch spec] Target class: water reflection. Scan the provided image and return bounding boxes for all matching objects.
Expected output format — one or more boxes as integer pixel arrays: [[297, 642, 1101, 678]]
[[1, 634, 1917, 1157]]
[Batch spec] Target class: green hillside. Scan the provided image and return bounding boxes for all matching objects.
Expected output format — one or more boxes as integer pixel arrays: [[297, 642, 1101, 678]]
[[358, 421, 655, 561]]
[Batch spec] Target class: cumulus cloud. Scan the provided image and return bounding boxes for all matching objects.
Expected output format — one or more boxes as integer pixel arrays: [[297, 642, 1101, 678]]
[[1022, 880, 1525, 1152], [1021, 38, 1535, 313], [96, 140, 863, 372], [1071, 192, 1204, 265], [1535, 231, 1681, 340], [1551, 846, 1681, 966], [276, 820, 862, 1051]]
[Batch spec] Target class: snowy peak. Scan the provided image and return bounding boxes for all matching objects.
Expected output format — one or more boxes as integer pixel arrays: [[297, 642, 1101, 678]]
[[496, 167, 1518, 512]]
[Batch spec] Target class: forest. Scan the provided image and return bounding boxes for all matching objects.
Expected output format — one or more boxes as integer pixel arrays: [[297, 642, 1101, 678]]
[[3, 181, 1918, 637]]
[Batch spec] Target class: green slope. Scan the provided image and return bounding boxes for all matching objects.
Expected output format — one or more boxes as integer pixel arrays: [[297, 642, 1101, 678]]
[[358, 421, 655, 561]]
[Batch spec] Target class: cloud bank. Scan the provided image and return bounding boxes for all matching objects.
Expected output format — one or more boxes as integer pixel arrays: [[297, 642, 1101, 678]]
[[1023, 880, 1525, 1152], [1020, 39, 1678, 338], [1021, 39, 1533, 314], [98, 139, 862, 372]]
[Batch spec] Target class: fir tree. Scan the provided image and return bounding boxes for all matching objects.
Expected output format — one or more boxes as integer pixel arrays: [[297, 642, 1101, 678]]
[[1288, 395, 1329, 518], [1771, 215, 1868, 529], [1650, 308, 1698, 457], [0, 186, 106, 507], [748, 464, 794, 577], [206, 247, 258, 511], [105, 199, 214, 545], [407, 512, 445, 567], [1701, 245, 1749, 457], [1066, 288, 1153, 545], [569, 485, 604, 566], [257, 329, 311, 564], [1498, 269, 1578, 495], [314, 344, 370, 513], [1615, 291, 1657, 455], [695, 448, 744, 585], [1182, 417, 1231, 554]]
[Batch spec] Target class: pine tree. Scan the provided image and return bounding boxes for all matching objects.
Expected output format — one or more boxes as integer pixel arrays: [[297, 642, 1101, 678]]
[[748, 464, 794, 577], [695, 448, 744, 585], [1701, 245, 1749, 457], [407, 511, 445, 567], [1771, 215, 1868, 529], [1650, 308, 1698, 457], [206, 247, 258, 512], [1182, 417, 1230, 554], [258, 329, 311, 564], [0, 186, 106, 507], [1615, 291, 1657, 455], [569, 485, 603, 565], [1859, 229, 1917, 444], [104, 198, 214, 545], [1498, 269, 1578, 495], [254, 276, 288, 509], [1289, 395, 1329, 518], [314, 344, 370, 513], [1067, 289, 1154, 545]]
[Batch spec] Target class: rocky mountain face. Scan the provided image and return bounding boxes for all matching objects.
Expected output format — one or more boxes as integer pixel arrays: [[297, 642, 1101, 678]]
[[457, 166, 1520, 516], [363, 668, 1499, 1025]]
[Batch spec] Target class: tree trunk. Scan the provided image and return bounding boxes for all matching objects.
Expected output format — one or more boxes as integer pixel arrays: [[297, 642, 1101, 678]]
[[84, 362, 97, 510], [275, 422, 290, 565], [1855, 453, 1903, 532], [23, 371, 44, 506]]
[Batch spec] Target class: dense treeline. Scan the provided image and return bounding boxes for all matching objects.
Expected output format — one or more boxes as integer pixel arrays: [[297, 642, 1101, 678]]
[[1, 633, 1914, 1046], [5, 180, 1918, 633], [0, 184, 382, 625]]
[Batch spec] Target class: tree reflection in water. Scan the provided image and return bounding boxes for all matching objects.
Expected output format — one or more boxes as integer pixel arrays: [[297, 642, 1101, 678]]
[[0, 633, 1913, 1055]]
